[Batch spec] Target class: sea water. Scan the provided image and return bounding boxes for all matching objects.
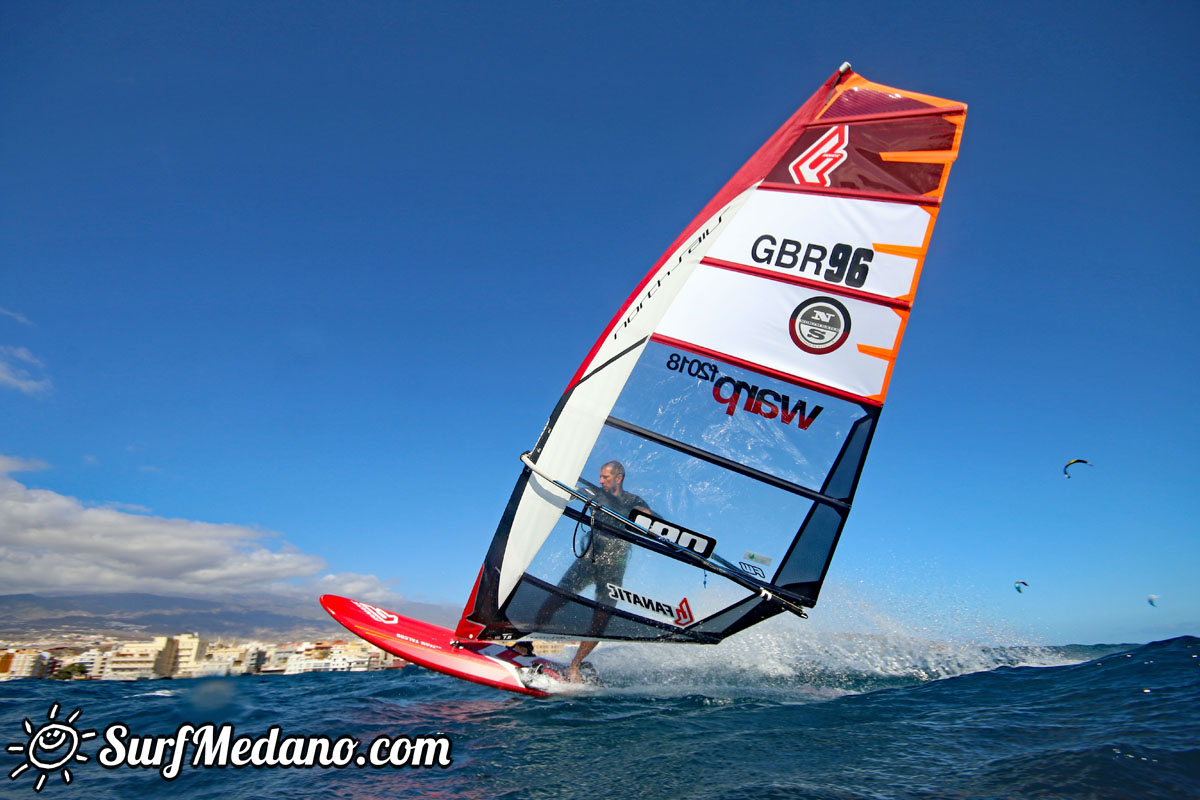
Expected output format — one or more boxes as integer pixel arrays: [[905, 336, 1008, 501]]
[[1, 634, 1196, 799]]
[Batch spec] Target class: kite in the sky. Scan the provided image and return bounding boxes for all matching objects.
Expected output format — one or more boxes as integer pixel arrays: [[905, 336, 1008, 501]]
[[1063, 459, 1092, 478], [1148, 595, 1159, 607], [1014, 581, 1029, 593]]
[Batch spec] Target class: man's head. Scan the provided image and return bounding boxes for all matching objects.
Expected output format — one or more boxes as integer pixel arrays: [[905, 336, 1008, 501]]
[[599, 461, 625, 495]]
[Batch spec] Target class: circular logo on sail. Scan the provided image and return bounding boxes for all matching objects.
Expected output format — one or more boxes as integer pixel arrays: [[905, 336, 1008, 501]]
[[789, 297, 851, 354]]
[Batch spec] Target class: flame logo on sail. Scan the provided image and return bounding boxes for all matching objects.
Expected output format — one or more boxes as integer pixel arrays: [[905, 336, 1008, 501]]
[[674, 597, 694, 627], [789, 125, 849, 186]]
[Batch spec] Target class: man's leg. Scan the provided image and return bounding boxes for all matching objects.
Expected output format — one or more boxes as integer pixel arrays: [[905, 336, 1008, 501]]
[[568, 639, 599, 682], [534, 559, 589, 626], [568, 574, 617, 681]]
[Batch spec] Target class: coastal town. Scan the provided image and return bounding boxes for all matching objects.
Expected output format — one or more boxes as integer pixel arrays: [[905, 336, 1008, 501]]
[[0, 632, 571, 681], [0, 633, 410, 681]]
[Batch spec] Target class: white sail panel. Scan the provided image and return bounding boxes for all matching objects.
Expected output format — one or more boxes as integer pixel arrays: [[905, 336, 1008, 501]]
[[704, 189, 933, 301], [654, 264, 907, 400]]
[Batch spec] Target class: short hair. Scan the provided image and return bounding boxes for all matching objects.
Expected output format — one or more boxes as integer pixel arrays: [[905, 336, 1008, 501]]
[[600, 461, 625, 479]]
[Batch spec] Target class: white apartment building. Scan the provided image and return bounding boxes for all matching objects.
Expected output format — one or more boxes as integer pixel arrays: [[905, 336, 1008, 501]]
[[191, 642, 267, 677], [172, 633, 208, 678], [326, 641, 380, 672], [101, 636, 178, 680], [0, 649, 48, 680], [54, 648, 110, 679], [282, 641, 386, 674], [259, 642, 306, 674]]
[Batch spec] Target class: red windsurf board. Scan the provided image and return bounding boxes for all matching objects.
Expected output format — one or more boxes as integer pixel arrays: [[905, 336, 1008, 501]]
[[319, 594, 564, 697]]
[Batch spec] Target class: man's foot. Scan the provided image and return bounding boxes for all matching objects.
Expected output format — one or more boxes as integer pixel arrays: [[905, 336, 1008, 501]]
[[567, 664, 583, 683]]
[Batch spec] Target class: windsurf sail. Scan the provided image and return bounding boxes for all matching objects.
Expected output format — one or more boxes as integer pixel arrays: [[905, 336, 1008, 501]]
[[456, 64, 966, 644]]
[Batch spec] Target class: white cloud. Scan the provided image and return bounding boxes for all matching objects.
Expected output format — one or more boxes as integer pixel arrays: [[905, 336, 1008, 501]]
[[0, 307, 33, 326], [314, 572, 409, 605], [0, 455, 49, 474], [98, 501, 151, 513], [0, 455, 397, 600], [0, 345, 51, 396]]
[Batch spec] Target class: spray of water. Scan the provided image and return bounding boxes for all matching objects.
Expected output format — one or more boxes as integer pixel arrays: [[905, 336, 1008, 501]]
[[551, 578, 1083, 697]]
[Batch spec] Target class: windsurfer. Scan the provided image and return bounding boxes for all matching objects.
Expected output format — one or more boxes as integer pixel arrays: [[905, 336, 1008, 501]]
[[537, 460, 652, 682]]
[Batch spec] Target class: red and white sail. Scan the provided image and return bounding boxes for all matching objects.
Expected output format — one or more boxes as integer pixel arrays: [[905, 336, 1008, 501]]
[[457, 65, 966, 644]]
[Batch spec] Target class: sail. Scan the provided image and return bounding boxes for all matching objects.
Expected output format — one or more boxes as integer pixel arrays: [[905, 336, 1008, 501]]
[[456, 65, 966, 644]]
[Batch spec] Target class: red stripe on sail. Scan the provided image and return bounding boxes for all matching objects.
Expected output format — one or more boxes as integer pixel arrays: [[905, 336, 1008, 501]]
[[699, 257, 913, 311], [649, 334, 882, 408], [758, 181, 941, 207]]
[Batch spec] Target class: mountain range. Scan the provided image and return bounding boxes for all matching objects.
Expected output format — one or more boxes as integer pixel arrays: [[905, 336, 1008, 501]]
[[0, 592, 460, 643]]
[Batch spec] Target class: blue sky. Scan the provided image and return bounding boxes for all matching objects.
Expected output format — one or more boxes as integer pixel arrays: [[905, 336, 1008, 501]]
[[2, 1, 1196, 646]]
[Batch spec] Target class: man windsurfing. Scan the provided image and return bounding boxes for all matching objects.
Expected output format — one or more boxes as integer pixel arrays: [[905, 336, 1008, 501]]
[[536, 460, 652, 681]]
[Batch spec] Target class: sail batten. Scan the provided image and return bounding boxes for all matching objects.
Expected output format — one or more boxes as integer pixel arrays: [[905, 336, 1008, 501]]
[[603, 415, 852, 510], [817, 105, 967, 124], [758, 181, 943, 207], [647, 333, 884, 407], [700, 257, 915, 310], [455, 66, 964, 645]]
